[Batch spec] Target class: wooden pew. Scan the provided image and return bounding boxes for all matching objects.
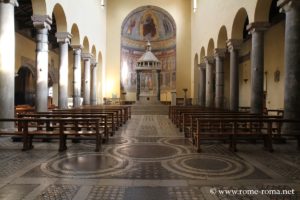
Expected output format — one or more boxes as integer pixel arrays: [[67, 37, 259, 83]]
[[0, 118, 102, 152], [194, 118, 300, 153], [17, 112, 110, 141], [82, 105, 131, 122], [177, 111, 251, 131], [52, 109, 118, 132], [180, 112, 275, 135], [56, 106, 127, 128]]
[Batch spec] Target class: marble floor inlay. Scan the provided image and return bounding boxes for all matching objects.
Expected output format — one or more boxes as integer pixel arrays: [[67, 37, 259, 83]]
[[0, 114, 299, 199]]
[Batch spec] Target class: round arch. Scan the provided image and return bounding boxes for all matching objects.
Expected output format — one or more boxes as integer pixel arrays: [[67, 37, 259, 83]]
[[15, 66, 36, 106], [217, 26, 228, 48], [71, 24, 81, 46], [200, 47, 206, 63], [31, 0, 47, 15], [254, 0, 273, 22], [231, 8, 249, 39], [82, 36, 90, 53], [52, 3, 68, 32], [91, 45, 97, 59], [207, 39, 215, 56]]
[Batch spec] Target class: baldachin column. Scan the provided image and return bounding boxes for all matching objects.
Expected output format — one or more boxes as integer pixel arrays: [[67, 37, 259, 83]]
[[157, 69, 161, 101]]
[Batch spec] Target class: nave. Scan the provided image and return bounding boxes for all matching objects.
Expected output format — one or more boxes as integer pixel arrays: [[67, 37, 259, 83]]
[[0, 114, 299, 200]]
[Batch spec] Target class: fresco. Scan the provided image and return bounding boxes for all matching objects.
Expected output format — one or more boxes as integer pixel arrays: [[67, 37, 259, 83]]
[[121, 6, 176, 94]]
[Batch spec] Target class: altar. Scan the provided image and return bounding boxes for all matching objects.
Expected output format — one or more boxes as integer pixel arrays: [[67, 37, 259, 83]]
[[135, 41, 161, 104]]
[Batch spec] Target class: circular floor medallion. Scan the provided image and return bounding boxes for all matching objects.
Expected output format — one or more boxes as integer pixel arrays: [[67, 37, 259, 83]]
[[113, 144, 183, 161], [41, 152, 132, 178], [162, 154, 255, 180]]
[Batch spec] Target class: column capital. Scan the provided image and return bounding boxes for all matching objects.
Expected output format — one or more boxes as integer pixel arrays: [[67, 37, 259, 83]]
[[198, 63, 206, 70], [278, 0, 300, 13], [247, 22, 270, 34], [56, 32, 72, 44], [0, 0, 19, 6], [91, 58, 98, 67], [71, 44, 83, 51], [32, 15, 52, 30], [214, 48, 227, 58], [204, 56, 215, 64], [226, 39, 242, 52], [81, 53, 93, 61]]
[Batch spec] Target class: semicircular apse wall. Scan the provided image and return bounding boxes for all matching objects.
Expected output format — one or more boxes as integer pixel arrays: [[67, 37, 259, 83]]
[[120, 5, 176, 99]]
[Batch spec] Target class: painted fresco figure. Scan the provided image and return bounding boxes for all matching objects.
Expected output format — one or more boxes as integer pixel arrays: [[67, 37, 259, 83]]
[[143, 14, 156, 37]]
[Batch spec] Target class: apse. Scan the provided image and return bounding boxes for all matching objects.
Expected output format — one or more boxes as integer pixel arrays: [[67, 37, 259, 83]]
[[120, 5, 176, 97]]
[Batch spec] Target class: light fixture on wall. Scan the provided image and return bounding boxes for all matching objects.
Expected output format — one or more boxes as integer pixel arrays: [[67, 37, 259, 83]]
[[100, 0, 105, 8], [193, 0, 197, 13]]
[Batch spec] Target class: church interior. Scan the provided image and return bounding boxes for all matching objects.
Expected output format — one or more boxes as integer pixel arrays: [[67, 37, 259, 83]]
[[0, 0, 300, 199]]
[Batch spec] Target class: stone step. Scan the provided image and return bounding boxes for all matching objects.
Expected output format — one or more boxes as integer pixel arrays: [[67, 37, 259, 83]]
[[131, 104, 169, 115]]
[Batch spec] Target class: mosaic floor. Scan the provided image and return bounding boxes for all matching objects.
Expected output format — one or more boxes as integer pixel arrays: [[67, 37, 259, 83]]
[[0, 115, 299, 200]]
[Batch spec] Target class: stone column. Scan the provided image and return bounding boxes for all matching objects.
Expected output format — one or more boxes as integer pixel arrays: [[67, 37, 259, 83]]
[[247, 22, 269, 114], [227, 39, 242, 111], [72, 45, 82, 108], [204, 56, 215, 108], [0, 0, 18, 130], [91, 59, 98, 105], [199, 63, 206, 107], [278, 0, 300, 133], [81, 53, 92, 105], [136, 70, 141, 101], [157, 69, 161, 101], [56, 32, 71, 109], [214, 48, 226, 109], [32, 15, 52, 112]]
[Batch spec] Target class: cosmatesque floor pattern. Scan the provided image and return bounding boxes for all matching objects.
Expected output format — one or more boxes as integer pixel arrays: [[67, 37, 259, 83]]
[[0, 115, 299, 200]]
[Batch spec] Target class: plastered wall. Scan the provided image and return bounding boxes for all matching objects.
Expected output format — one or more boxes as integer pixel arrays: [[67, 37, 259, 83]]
[[15, 33, 60, 106]]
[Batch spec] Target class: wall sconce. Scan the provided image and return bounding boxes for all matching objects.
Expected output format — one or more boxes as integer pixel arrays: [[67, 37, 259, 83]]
[[100, 0, 105, 8], [193, 0, 197, 13]]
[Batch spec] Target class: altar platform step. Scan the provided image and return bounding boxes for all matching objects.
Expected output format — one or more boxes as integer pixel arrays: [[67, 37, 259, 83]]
[[131, 104, 169, 115]]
